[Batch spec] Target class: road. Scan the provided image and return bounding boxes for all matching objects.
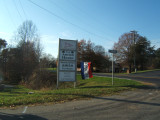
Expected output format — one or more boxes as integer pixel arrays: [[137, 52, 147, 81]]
[[0, 71, 160, 120], [94, 70, 160, 87]]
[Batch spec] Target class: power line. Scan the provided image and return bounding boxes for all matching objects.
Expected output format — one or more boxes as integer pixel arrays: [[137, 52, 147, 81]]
[[48, 0, 107, 39], [3, 0, 16, 28], [67, 0, 116, 35], [27, 0, 109, 41], [13, 0, 23, 22], [19, 0, 28, 20]]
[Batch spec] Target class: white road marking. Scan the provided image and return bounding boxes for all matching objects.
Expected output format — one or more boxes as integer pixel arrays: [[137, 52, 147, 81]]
[[22, 106, 28, 113]]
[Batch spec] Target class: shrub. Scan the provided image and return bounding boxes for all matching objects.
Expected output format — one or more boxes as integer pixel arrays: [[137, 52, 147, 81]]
[[25, 69, 57, 90]]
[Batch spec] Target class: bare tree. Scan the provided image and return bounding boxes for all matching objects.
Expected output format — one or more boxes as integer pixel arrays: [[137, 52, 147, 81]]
[[16, 20, 38, 43], [40, 53, 56, 68], [113, 32, 135, 71], [114, 31, 154, 71], [2, 20, 43, 83], [77, 39, 110, 72], [94, 45, 105, 55], [16, 20, 42, 82]]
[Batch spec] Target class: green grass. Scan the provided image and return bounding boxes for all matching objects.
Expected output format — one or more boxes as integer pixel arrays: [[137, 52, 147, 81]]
[[46, 68, 57, 71], [132, 69, 160, 74], [0, 75, 145, 107], [99, 69, 160, 75]]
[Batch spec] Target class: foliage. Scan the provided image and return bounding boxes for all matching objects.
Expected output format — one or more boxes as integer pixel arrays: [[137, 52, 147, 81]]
[[0, 38, 7, 80], [153, 48, 160, 68], [40, 53, 56, 68], [25, 69, 57, 89], [114, 31, 155, 71], [135, 37, 155, 70], [0, 38, 7, 68], [78, 40, 110, 72], [114, 32, 136, 71], [0, 20, 42, 84], [0, 38, 7, 51], [1, 48, 22, 83]]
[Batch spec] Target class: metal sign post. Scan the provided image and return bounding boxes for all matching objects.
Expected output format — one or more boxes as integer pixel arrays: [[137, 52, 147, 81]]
[[112, 53, 114, 85], [109, 49, 117, 86], [57, 38, 77, 89]]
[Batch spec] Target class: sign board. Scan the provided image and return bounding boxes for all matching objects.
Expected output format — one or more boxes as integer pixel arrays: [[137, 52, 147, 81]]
[[60, 40, 77, 50], [59, 72, 75, 82], [108, 50, 117, 54], [57, 39, 77, 84], [108, 49, 117, 86], [59, 61, 75, 71], [59, 50, 76, 60]]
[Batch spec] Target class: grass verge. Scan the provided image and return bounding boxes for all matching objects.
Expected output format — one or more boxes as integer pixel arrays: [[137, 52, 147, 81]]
[[132, 69, 160, 74], [0, 75, 145, 108]]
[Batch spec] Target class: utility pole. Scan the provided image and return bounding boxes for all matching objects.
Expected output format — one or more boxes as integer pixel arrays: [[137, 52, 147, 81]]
[[131, 30, 137, 73]]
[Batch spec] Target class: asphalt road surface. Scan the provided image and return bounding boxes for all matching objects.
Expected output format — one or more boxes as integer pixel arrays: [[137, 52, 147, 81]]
[[0, 71, 160, 120], [94, 70, 160, 87]]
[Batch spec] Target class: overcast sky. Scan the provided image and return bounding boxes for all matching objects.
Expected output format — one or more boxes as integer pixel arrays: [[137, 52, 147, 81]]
[[1, 0, 160, 57]]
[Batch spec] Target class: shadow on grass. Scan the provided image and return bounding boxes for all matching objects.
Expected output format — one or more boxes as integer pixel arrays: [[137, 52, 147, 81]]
[[55, 89, 160, 107], [0, 112, 47, 120], [120, 85, 160, 90], [52, 84, 160, 107]]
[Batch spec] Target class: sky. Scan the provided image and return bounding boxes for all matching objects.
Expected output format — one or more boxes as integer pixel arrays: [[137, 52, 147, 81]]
[[0, 0, 160, 58]]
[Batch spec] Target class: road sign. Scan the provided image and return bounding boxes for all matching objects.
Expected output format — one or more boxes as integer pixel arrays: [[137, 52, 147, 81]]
[[108, 49, 117, 85], [57, 39, 77, 88], [108, 50, 117, 53], [59, 50, 76, 60], [59, 61, 75, 71], [60, 40, 77, 50], [59, 72, 75, 82]]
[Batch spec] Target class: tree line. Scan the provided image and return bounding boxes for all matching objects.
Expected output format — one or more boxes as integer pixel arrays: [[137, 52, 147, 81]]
[[77, 40, 110, 72], [0, 20, 160, 89], [0, 20, 56, 89], [113, 32, 160, 72], [0, 20, 110, 88]]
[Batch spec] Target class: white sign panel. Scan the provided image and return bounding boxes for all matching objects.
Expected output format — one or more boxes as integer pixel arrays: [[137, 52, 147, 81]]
[[59, 61, 75, 71], [60, 40, 77, 50], [59, 72, 75, 82], [60, 50, 76, 60], [57, 39, 77, 84]]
